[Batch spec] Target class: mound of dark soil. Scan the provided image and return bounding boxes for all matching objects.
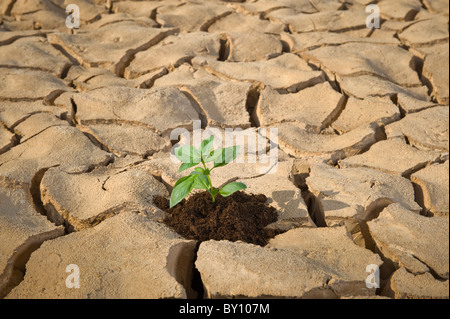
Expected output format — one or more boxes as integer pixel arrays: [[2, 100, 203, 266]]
[[154, 191, 280, 246]]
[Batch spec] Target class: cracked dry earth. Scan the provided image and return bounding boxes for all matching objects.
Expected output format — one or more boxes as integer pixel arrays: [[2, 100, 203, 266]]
[[0, 0, 449, 300]]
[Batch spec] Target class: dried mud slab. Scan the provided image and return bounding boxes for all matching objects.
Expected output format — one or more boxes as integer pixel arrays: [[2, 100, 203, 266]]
[[196, 238, 381, 299], [410, 42, 449, 60], [268, 10, 368, 33], [276, 122, 378, 162], [155, 65, 252, 128], [194, 54, 325, 91], [306, 163, 421, 224], [422, 0, 450, 15], [268, 226, 382, 295], [385, 106, 449, 151], [256, 82, 346, 132], [368, 203, 449, 280], [41, 165, 169, 231], [411, 161, 449, 216], [224, 32, 283, 62], [385, 268, 449, 299], [113, 0, 181, 17], [0, 186, 64, 299], [66, 66, 168, 91], [0, 101, 66, 129], [6, 0, 67, 30], [332, 96, 400, 134], [62, 86, 200, 135], [0, 30, 45, 46], [337, 75, 430, 101], [302, 43, 422, 87], [340, 139, 443, 177], [13, 113, 69, 143], [234, 0, 318, 14], [6, 213, 197, 299], [0, 37, 71, 77], [84, 13, 158, 29], [81, 123, 171, 158], [378, 0, 422, 20], [0, 126, 111, 185], [6, 10, 67, 31], [47, 21, 178, 76], [284, 31, 400, 53], [422, 48, 449, 105], [208, 12, 284, 34], [398, 17, 449, 48], [156, 1, 232, 32], [125, 32, 220, 79], [11, 0, 106, 24], [397, 94, 438, 114], [0, 69, 69, 101]]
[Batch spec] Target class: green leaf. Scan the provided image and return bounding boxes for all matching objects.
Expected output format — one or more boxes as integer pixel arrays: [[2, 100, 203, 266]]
[[195, 167, 205, 174], [173, 176, 191, 187], [174, 145, 201, 164], [179, 162, 199, 172], [214, 146, 240, 168], [170, 176, 195, 208], [200, 136, 214, 159], [193, 174, 210, 190], [219, 182, 247, 197], [204, 148, 223, 163]]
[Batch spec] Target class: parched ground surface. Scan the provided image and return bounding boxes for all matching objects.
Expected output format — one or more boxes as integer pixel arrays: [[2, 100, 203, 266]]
[[0, 0, 449, 299]]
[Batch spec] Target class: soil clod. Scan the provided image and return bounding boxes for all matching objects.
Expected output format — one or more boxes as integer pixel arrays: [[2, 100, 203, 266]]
[[155, 191, 280, 246]]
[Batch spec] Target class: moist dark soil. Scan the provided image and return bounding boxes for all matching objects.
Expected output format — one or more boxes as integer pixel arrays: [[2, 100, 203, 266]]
[[155, 191, 281, 246]]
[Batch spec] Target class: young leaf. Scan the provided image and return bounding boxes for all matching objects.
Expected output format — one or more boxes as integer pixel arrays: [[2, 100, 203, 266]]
[[174, 145, 201, 164], [193, 174, 210, 190], [214, 145, 240, 168], [204, 148, 223, 163], [219, 182, 247, 197], [200, 136, 214, 158], [170, 176, 195, 208], [195, 167, 206, 174]]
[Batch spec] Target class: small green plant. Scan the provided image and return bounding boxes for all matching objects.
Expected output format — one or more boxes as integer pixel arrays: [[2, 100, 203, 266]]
[[170, 136, 247, 208]]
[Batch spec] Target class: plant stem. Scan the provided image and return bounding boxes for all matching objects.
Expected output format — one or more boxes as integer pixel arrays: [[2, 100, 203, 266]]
[[202, 159, 215, 203]]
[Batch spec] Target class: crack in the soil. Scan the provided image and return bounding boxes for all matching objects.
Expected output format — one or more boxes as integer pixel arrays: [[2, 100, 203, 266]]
[[218, 33, 231, 62], [0, 64, 69, 78], [321, 94, 348, 133], [0, 32, 46, 46], [43, 89, 67, 106], [245, 84, 263, 128], [3, 0, 17, 16], [290, 162, 327, 227], [179, 89, 208, 129], [79, 128, 116, 155], [0, 228, 64, 299], [167, 241, 203, 299], [189, 242, 205, 299], [200, 11, 233, 32], [115, 28, 179, 78], [48, 42, 80, 66], [30, 167, 59, 221]]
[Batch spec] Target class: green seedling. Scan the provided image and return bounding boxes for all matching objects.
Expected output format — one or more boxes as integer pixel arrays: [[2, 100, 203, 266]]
[[170, 136, 247, 208]]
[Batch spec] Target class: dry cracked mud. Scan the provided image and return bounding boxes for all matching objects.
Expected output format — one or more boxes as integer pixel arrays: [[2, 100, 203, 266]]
[[0, 0, 448, 300]]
